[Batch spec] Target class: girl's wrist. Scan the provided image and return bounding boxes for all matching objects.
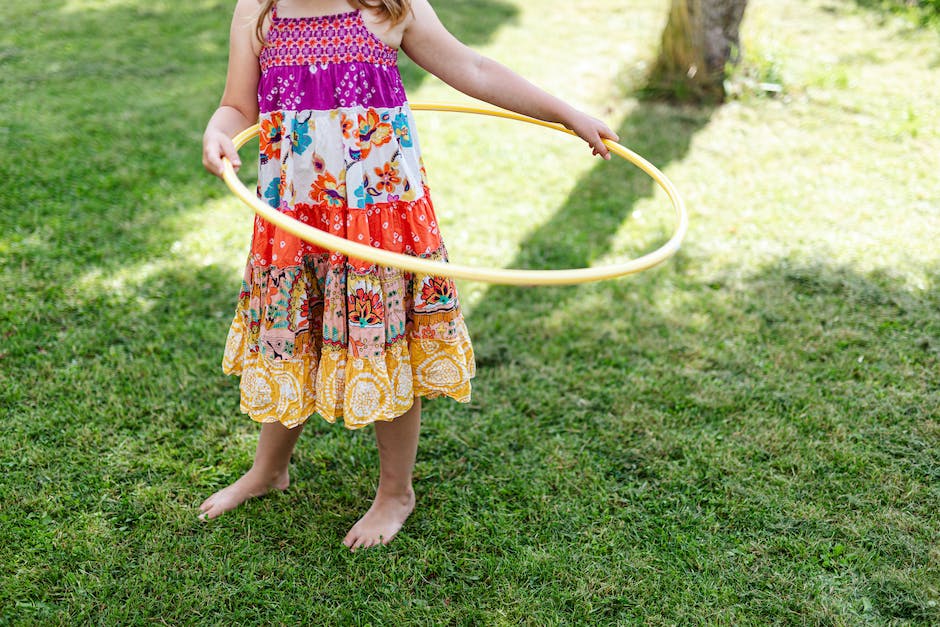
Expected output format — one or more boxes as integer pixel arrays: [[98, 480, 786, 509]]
[[204, 125, 235, 145], [553, 102, 581, 129]]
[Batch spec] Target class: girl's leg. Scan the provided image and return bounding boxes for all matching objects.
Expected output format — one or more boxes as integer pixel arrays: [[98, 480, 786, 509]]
[[343, 397, 421, 551], [199, 421, 303, 520]]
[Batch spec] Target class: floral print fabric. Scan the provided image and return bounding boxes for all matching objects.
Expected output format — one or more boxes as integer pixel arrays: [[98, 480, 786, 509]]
[[223, 8, 475, 429]]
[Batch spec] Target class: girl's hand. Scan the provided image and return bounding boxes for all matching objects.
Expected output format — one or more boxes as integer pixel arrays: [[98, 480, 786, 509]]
[[563, 111, 620, 161], [201, 0, 261, 178], [203, 129, 242, 178]]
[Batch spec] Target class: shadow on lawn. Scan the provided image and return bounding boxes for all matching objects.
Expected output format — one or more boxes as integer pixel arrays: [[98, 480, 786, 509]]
[[5, 249, 938, 621], [432, 100, 939, 621], [464, 100, 714, 369]]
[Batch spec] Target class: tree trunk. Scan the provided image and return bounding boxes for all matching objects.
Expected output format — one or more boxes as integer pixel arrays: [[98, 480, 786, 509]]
[[648, 0, 749, 102]]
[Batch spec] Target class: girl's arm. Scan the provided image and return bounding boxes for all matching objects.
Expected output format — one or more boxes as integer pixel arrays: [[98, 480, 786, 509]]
[[202, 0, 264, 177], [400, 0, 619, 159]]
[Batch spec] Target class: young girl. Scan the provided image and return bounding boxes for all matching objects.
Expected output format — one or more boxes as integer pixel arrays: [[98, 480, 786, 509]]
[[201, 0, 618, 551]]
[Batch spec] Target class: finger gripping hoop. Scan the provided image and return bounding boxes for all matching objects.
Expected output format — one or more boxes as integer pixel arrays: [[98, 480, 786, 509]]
[[221, 102, 688, 286]]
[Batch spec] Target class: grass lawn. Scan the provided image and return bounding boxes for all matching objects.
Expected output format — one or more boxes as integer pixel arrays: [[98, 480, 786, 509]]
[[1, 0, 938, 623]]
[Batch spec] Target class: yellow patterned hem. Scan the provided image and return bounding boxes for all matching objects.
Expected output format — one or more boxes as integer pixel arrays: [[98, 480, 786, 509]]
[[222, 315, 475, 430]]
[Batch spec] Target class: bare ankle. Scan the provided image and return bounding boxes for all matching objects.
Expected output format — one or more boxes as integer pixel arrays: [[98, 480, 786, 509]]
[[247, 464, 290, 490], [377, 482, 415, 504], [199, 464, 290, 520]]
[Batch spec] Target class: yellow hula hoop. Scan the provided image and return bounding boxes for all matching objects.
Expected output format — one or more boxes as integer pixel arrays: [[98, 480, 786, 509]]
[[221, 102, 688, 286]]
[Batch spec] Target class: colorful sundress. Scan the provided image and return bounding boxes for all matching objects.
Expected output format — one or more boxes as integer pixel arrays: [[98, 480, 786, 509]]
[[222, 7, 475, 429]]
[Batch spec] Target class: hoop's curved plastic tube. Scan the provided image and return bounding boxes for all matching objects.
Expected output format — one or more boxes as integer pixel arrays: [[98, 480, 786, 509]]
[[221, 102, 687, 286]]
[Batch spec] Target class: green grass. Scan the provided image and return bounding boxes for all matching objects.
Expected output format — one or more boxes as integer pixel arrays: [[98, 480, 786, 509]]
[[2, 0, 939, 623], [852, 0, 940, 27]]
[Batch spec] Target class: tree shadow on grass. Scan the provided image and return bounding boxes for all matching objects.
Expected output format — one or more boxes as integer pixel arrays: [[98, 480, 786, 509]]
[[410, 97, 940, 621], [6, 238, 937, 622], [464, 100, 714, 370]]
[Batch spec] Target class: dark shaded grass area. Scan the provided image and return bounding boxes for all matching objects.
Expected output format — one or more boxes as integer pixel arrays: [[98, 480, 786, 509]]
[[462, 97, 939, 622], [3, 254, 937, 623], [1, 0, 939, 624]]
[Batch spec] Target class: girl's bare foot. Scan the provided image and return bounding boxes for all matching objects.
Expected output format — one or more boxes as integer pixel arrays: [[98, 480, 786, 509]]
[[342, 487, 416, 551], [198, 468, 290, 520]]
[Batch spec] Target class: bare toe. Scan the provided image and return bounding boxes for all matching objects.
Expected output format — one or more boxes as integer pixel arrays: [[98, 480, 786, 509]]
[[196, 469, 289, 521], [199, 493, 218, 513], [344, 489, 415, 551], [200, 503, 224, 521]]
